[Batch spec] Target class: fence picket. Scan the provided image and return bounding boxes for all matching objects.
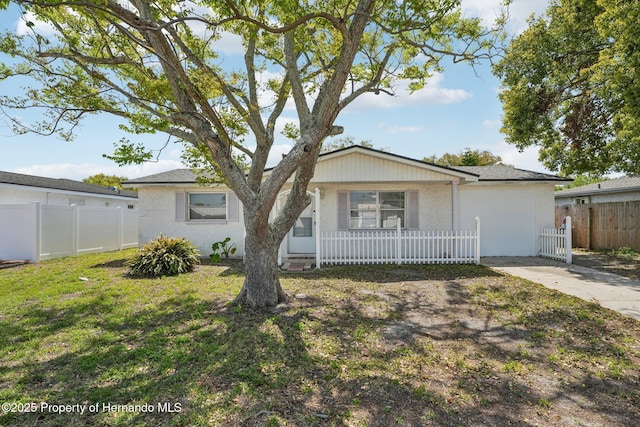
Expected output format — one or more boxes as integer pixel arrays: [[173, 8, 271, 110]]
[[539, 217, 572, 264], [319, 219, 480, 266], [0, 202, 138, 263]]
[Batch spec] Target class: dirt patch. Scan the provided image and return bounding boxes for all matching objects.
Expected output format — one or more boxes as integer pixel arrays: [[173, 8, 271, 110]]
[[278, 269, 640, 426], [572, 249, 640, 280]]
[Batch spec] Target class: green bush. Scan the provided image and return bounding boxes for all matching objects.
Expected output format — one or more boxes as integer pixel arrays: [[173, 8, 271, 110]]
[[127, 235, 201, 277]]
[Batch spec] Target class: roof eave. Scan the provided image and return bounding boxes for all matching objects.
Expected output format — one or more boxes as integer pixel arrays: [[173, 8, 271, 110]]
[[555, 186, 640, 198]]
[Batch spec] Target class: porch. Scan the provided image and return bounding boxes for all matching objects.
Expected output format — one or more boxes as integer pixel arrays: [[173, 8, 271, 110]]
[[279, 218, 481, 268]]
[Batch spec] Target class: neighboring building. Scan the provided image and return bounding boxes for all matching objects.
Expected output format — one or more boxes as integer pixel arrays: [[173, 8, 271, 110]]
[[125, 146, 570, 261], [0, 170, 138, 208], [555, 176, 640, 206]]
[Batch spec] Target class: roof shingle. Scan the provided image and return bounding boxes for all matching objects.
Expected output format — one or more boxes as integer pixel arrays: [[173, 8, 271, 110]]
[[555, 176, 640, 197]]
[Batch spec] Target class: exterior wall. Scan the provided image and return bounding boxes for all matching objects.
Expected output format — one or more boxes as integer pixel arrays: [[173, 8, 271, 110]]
[[459, 183, 554, 256], [314, 182, 452, 235], [138, 182, 454, 258], [134, 176, 557, 259], [137, 186, 245, 258], [0, 186, 137, 208]]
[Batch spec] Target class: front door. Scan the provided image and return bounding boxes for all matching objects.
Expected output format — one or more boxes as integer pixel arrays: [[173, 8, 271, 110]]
[[287, 202, 316, 254]]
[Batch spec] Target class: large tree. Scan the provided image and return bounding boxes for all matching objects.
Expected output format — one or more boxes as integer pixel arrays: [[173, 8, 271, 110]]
[[0, 0, 504, 308], [494, 0, 640, 176]]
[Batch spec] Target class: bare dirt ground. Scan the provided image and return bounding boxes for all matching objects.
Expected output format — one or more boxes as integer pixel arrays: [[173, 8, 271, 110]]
[[572, 248, 640, 280]]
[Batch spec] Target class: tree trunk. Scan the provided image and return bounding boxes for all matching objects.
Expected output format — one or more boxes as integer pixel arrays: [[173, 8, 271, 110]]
[[233, 221, 287, 308]]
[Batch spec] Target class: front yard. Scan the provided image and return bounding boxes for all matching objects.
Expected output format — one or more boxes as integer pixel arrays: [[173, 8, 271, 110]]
[[1, 251, 639, 426]]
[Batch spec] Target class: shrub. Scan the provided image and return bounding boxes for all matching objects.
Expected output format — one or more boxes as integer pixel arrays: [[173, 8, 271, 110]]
[[127, 235, 201, 277]]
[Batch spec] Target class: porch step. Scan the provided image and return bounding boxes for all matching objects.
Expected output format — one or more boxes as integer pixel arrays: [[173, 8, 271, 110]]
[[281, 262, 314, 272]]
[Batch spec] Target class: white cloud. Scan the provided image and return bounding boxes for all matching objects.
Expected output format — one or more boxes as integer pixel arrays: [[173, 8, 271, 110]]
[[10, 159, 185, 182], [346, 73, 472, 113], [490, 141, 550, 173], [212, 31, 245, 55], [266, 144, 294, 168], [461, 0, 549, 34], [379, 124, 424, 135], [15, 11, 58, 36]]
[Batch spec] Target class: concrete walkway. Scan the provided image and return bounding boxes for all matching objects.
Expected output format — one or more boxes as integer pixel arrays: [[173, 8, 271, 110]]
[[482, 257, 640, 321]]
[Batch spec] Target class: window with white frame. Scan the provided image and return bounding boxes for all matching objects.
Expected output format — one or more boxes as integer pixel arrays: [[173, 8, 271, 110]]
[[349, 191, 405, 229], [188, 193, 227, 220]]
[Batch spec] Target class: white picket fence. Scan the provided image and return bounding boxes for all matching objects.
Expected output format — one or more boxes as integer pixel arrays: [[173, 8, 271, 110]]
[[539, 216, 572, 264], [319, 218, 480, 266], [0, 202, 138, 263]]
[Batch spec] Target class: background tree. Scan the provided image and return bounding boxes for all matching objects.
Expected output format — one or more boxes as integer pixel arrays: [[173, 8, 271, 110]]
[[0, 0, 505, 308], [320, 136, 375, 153], [494, 0, 640, 176], [83, 174, 129, 190], [424, 148, 503, 167], [559, 174, 608, 190]]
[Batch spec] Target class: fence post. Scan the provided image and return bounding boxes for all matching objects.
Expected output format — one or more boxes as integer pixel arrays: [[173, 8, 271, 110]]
[[72, 205, 79, 257], [315, 187, 321, 269], [117, 207, 123, 250], [396, 221, 402, 265], [565, 216, 572, 264], [34, 202, 41, 263], [475, 217, 481, 265]]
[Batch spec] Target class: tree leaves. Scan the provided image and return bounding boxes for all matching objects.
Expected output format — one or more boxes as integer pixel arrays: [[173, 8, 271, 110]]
[[495, 0, 640, 176]]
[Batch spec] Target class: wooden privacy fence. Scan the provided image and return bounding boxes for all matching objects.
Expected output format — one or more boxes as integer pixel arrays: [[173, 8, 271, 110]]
[[539, 216, 572, 264], [0, 202, 138, 263], [556, 202, 640, 251], [319, 218, 480, 266]]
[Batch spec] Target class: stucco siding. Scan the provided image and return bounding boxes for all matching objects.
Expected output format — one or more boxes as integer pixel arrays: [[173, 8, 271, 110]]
[[316, 183, 452, 234], [137, 186, 245, 257], [311, 152, 459, 183], [459, 183, 553, 256]]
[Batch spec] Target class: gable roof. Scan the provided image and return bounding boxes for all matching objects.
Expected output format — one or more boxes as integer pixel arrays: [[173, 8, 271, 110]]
[[313, 145, 480, 180], [555, 176, 640, 198], [0, 171, 138, 199], [124, 145, 570, 185]]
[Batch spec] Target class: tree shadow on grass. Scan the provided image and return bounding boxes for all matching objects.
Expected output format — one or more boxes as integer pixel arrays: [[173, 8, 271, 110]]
[[2, 268, 640, 426]]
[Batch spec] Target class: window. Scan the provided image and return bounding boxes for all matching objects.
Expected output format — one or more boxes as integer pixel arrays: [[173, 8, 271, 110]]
[[349, 191, 405, 229], [293, 217, 313, 236], [188, 193, 226, 220]]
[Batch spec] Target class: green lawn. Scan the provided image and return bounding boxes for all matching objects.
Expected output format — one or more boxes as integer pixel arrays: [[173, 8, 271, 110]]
[[1, 250, 639, 426]]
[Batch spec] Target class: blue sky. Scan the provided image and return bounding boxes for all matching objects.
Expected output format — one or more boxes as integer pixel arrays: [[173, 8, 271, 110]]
[[0, 0, 550, 181]]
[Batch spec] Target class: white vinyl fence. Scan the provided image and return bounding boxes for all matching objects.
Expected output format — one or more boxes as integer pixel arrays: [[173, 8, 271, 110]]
[[319, 218, 480, 266], [539, 216, 572, 264], [0, 202, 138, 262]]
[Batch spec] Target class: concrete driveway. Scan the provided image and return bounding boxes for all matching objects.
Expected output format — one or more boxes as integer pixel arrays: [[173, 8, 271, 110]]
[[482, 256, 640, 321]]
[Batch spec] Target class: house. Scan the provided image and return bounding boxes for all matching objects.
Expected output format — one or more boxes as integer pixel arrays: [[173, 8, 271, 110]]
[[124, 146, 570, 263], [555, 176, 640, 206], [0, 170, 138, 208]]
